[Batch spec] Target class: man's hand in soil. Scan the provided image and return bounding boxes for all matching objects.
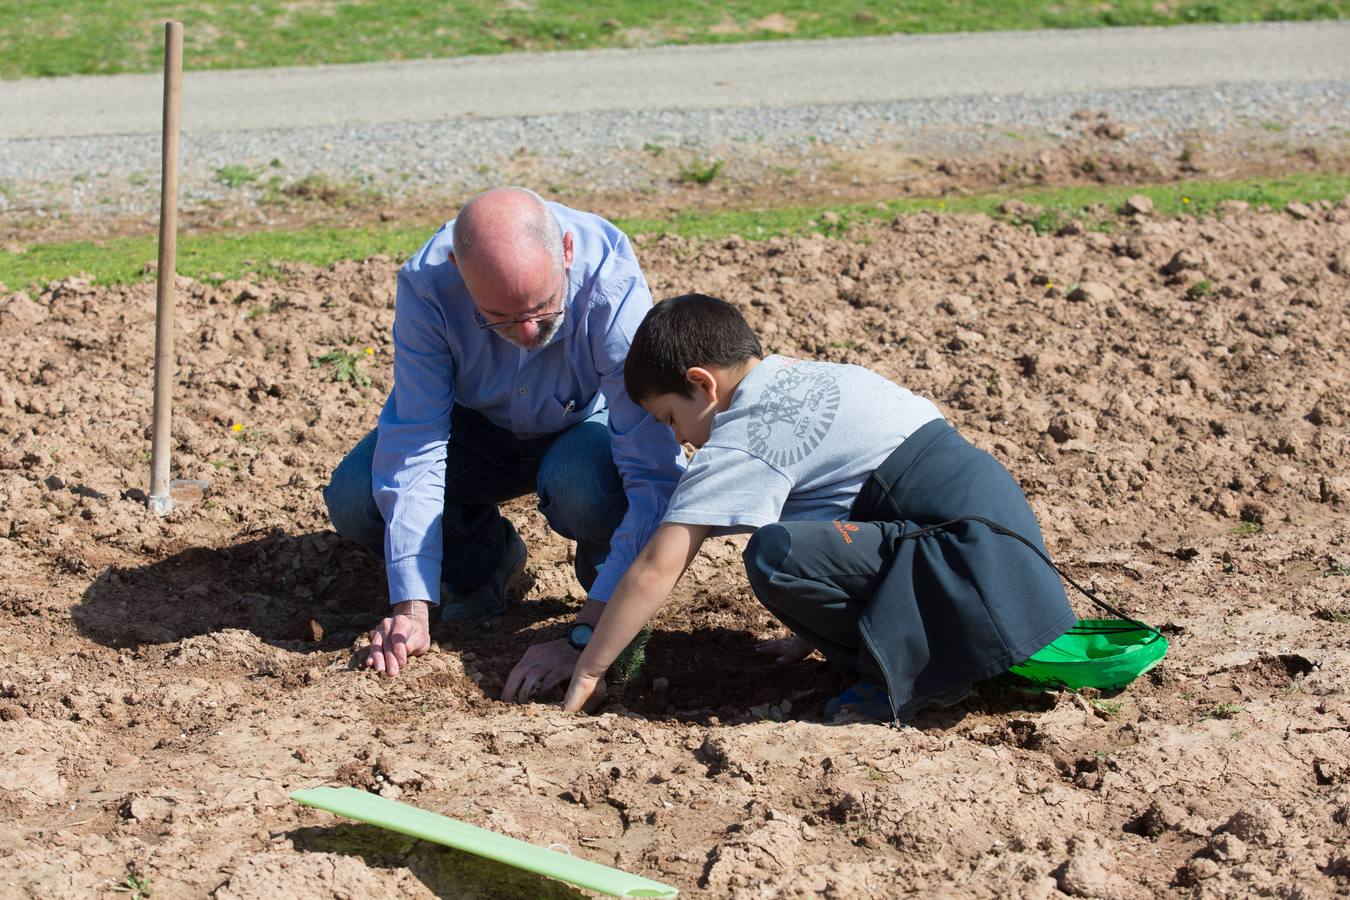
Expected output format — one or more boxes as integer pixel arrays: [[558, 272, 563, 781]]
[[501, 598, 606, 703], [366, 600, 431, 677], [501, 638, 578, 703], [755, 634, 815, 665]]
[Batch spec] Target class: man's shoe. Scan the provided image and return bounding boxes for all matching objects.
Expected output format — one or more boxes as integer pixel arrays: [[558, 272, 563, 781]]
[[439, 529, 527, 622]]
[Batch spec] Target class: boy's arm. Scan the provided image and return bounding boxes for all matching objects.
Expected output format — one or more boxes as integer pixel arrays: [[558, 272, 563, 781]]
[[562, 522, 710, 712]]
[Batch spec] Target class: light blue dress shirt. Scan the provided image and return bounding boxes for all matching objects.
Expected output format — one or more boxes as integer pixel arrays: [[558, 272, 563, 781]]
[[372, 203, 686, 605]]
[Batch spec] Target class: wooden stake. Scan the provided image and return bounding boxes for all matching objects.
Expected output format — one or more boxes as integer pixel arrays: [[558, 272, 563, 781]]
[[148, 21, 183, 516]]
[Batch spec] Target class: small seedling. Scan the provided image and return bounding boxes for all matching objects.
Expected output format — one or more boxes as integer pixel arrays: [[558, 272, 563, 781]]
[[1232, 521, 1262, 536], [609, 625, 652, 690], [678, 158, 723, 185], [1324, 563, 1350, 577], [1205, 702, 1243, 720], [214, 164, 258, 188], [642, 142, 665, 156], [1186, 279, 1214, 300], [314, 348, 371, 386], [245, 304, 272, 320]]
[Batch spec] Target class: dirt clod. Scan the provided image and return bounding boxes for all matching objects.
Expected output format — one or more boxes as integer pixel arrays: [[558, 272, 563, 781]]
[[1123, 194, 1154, 216]]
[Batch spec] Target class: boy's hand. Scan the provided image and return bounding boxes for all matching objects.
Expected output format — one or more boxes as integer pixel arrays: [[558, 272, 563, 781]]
[[366, 600, 432, 676], [755, 634, 815, 665], [561, 671, 608, 713]]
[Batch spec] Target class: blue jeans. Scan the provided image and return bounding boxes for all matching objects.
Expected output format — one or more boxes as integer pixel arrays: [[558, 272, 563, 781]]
[[323, 405, 627, 596]]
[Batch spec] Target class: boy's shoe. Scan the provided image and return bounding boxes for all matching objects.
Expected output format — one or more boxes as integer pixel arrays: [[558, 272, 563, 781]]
[[824, 679, 893, 720], [438, 530, 527, 622], [825, 680, 972, 721]]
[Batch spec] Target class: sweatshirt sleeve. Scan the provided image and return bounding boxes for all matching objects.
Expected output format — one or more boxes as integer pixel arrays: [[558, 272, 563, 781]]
[[585, 266, 686, 601]]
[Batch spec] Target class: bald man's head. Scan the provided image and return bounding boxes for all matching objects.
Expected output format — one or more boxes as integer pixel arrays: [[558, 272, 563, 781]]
[[450, 187, 574, 349], [453, 187, 564, 282]]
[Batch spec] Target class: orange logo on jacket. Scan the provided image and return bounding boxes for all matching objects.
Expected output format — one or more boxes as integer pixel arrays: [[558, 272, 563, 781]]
[[833, 521, 861, 544]]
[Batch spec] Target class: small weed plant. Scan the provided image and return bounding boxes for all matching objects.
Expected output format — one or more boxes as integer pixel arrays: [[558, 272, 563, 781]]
[[1232, 521, 1263, 536], [678, 158, 723, 185], [1186, 279, 1214, 300], [315, 348, 371, 386], [283, 174, 376, 208], [1092, 699, 1124, 718], [214, 164, 258, 188], [1205, 702, 1244, 720], [113, 868, 152, 899]]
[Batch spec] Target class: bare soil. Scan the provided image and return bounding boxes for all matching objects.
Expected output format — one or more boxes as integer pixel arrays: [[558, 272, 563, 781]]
[[1, 199, 1348, 898]]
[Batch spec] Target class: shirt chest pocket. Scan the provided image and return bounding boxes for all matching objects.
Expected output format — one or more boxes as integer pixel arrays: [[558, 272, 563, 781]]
[[540, 392, 584, 432]]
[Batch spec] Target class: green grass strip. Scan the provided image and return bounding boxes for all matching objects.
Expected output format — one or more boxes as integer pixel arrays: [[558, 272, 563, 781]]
[[3, 174, 1347, 291], [2, 1, 1347, 80]]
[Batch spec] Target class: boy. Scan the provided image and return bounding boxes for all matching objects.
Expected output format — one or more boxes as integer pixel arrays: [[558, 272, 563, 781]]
[[561, 294, 1075, 721]]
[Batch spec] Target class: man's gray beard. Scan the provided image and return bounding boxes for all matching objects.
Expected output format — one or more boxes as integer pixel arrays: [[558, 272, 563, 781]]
[[499, 302, 565, 350]]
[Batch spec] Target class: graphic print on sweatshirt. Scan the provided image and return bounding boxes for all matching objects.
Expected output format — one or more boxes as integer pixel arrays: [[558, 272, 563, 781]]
[[746, 361, 841, 468]]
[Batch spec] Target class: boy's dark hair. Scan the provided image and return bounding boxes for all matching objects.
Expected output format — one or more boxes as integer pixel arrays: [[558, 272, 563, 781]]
[[624, 293, 763, 401]]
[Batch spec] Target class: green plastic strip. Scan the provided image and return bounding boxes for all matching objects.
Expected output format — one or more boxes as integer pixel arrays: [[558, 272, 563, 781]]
[[291, 786, 679, 898]]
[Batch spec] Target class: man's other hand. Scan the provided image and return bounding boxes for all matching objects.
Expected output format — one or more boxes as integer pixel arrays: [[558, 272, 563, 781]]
[[501, 638, 578, 703], [366, 600, 432, 676], [755, 634, 815, 665]]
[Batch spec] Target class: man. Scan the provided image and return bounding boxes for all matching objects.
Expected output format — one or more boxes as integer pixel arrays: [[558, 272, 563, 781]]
[[323, 187, 685, 700]]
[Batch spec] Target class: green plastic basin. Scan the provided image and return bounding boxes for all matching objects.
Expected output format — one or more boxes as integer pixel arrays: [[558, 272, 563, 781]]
[[1009, 619, 1168, 691]]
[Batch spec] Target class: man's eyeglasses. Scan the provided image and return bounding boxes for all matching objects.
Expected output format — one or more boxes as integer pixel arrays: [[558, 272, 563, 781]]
[[475, 306, 565, 333], [473, 275, 567, 333]]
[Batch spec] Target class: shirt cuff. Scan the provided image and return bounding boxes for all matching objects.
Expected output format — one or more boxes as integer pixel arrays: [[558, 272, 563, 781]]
[[386, 556, 441, 606], [586, 561, 625, 604]]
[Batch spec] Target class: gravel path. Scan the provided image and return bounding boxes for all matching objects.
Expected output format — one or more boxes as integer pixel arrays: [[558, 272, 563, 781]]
[[1, 22, 1347, 219]]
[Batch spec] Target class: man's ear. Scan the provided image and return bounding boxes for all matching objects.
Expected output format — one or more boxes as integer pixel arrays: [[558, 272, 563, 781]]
[[562, 231, 575, 268], [685, 366, 718, 403]]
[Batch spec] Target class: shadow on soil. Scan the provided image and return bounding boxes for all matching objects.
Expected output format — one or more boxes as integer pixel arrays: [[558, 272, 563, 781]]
[[73, 529, 389, 652], [72, 528, 1054, 726], [288, 823, 588, 899]]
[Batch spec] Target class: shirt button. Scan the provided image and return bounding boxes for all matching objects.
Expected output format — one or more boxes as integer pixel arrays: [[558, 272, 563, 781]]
[[519, 387, 527, 395]]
